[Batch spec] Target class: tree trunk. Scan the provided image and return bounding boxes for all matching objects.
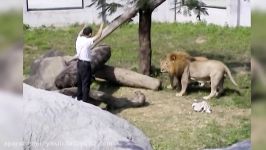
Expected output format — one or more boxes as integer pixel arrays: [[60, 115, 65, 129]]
[[139, 9, 152, 75]]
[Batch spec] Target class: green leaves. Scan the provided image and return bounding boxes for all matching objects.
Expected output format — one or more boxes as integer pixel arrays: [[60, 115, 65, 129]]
[[105, 2, 123, 15], [87, 0, 123, 22], [171, 0, 209, 21]]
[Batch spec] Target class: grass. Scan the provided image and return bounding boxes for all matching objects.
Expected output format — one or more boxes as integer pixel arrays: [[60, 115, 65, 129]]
[[24, 22, 251, 149]]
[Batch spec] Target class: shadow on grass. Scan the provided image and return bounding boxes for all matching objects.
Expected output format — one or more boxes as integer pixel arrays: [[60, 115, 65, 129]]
[[94, 80, 150, 113], [109, 102, 150, 115], [187, 85, 241, 97], [150, 65, 162, 78]]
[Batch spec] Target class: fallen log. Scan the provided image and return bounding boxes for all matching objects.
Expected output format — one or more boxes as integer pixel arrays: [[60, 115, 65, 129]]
[[55, 64, 161, 90], [95, 65, 161, 90], [59, 88, 146, 109]]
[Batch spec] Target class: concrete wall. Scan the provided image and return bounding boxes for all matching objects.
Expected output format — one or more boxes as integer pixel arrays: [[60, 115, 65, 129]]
[[0, 0, 22, 12], [23, 0, 251, 27]]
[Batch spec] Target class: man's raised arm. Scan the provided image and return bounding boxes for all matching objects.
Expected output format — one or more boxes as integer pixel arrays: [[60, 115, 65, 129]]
[[92, 23, 104, 42], [78, 24, 87, 37]]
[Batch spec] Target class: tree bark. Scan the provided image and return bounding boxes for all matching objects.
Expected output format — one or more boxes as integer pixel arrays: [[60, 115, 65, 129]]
[[138, 9, 152, 75], [91, 3, 139, 49], [95, 65, 161, 90], [55, 45, 111, 89], [55, 64, 161, 90]]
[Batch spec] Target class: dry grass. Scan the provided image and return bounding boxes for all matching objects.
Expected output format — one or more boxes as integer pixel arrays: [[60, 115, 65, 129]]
[[97, 85, 251, 150]]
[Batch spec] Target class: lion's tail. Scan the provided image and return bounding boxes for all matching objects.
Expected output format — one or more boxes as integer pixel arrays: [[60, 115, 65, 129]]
[[224, 65, 238, 87]]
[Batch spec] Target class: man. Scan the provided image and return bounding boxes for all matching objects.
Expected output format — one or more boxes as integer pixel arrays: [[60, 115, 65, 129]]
[[74, 23, 104, 102]]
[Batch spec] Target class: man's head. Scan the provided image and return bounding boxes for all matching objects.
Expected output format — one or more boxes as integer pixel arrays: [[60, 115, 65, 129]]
[[82, 26, 92, 37]]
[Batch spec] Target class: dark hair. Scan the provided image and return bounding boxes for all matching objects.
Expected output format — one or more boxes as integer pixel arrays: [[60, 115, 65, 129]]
[[83, 26, 92, 36]]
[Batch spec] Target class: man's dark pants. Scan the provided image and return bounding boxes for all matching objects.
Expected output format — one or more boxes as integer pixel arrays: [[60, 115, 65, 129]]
[[77, 60, 92, 102]]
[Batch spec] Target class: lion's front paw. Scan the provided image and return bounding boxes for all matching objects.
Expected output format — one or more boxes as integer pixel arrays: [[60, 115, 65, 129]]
[[176, 92, 184, 97]]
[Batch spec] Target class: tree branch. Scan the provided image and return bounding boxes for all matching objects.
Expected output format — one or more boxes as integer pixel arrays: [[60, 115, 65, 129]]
[[91, 0, 166, 49]]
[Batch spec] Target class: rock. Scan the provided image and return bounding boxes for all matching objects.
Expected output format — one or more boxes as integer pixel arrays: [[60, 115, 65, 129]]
[[204, 140, 251, 150], [0, 84, 153, 150], [24, 56, 72, 90], [30, 50, 65, 76], [0, 92, 23, 150], [24, 46, 111, 90]]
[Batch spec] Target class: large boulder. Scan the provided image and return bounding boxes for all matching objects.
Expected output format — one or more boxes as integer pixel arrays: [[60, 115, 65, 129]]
[[24, 56, 72, 90], [30, 50, 65, 76], [0, 84, 152, 150], [24, 45, 111, 90]]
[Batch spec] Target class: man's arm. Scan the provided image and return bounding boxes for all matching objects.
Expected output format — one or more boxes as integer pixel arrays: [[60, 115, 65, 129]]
[[78, 24, 87, 36], [92, 23, 104, 42], [65, 54, 78, 65]]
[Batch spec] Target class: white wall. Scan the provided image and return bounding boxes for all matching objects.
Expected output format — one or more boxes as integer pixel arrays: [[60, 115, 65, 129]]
[[0, 0, 22, 12], [252, 0, 266, 11], [23, 0, 251, 27]]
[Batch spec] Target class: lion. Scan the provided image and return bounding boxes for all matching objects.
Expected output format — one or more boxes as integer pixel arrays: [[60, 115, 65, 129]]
[[160, 51, 208, 90], [176, 60, 238, 99]]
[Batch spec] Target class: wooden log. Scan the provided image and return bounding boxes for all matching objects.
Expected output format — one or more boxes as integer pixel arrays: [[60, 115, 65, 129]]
[[95, 65, 161, 90], [55, 64, 161, 90], [59, 88, 146, 109]]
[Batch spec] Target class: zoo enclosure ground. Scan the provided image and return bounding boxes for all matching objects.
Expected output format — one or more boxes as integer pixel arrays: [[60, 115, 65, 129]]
[[24, 22, 251, 150]]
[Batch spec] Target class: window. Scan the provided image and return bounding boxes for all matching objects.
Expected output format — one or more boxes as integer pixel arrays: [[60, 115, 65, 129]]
[[26, 0, 84, 11]]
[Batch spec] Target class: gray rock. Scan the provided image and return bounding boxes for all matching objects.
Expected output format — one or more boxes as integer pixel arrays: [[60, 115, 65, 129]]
[[205, 140, 251, 150], [30, 50, 65, 76], [0, 85, 152, 150], [0, 92, 23, 150], [24, 45, 111, 90], [24, 56, 72, 90]]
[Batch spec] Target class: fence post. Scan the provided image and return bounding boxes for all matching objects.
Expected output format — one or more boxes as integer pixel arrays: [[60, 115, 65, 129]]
[[226, 0, 241, 27]]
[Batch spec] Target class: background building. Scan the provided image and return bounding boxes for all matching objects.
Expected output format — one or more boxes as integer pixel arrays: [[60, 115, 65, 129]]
[[23, 0, 251, 27]]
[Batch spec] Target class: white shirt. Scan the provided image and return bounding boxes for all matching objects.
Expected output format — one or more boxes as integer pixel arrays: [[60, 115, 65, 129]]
[[75, 36, 94, 61]]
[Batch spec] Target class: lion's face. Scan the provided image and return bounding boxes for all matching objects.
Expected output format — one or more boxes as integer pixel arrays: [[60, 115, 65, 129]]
[[160, 59, 171, 73]]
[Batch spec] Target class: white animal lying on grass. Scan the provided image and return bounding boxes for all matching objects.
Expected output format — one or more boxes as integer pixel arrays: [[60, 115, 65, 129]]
[[192, 100, 212, 113]]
